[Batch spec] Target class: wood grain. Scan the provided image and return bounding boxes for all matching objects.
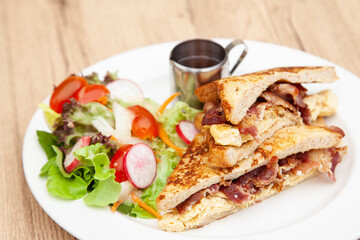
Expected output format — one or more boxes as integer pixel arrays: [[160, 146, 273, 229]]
[[1, 0, 359, 238]]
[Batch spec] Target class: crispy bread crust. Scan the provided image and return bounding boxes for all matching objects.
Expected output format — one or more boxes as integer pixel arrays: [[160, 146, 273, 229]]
[[158, 147, 347, 232], [156, 125, 343, 212], [195, 66, 338, 125], [304, 90, 337, 122], [206, 90, 338, 168], [207, 105, 303, 168]]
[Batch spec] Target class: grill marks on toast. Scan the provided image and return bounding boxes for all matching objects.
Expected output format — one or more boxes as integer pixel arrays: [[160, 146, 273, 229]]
[[156, 125, 344, 212], [157, 67, 345, 232], [158, 146, 347, 232]]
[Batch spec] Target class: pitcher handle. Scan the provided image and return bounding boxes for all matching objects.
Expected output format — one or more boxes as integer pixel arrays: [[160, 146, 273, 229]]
[[225, 39, 248, 75]]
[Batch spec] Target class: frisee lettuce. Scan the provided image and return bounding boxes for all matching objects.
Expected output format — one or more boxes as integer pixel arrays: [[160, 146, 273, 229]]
[[53, 101, 114, 146]]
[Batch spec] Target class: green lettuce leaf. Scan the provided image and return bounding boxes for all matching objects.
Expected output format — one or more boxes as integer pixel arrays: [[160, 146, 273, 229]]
[[71, 102, 114, 127], [74, 143, 110, 166], [37, 131, 59, 160], [92, 153, 115, 180], [46, 165, 88, 200], [116, 201, 136, 217], [52, 146, 71, 178], [44, 146, 87, 198], [83, 175, 121, 206], [72, 166, 95, 186], [63, 129, 83, 146], [40, 156, 56, 176], [38, 104, 62, 130], [40, 142, 118, 204]]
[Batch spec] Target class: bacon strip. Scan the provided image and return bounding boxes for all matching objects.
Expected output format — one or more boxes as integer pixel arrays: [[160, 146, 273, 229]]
[[292, 153, 320, 175], [221, 157, 278, 203], [174, 149, 344, 212], [201, 103, 227, 125], [269, 83, 312, 124], [328, 126, 345, 137], [269, 83, 306, 107], [252, 157, 279, 187], [221, 184, 250, 204], [246, 102, 270, 118], [203, 102, 216, 112], [299, 107, 312, 125], [328, 148, 342, 181], [202, 83, 311, 126], [236, 102, 273, 143], [238, 124, 260, 143], [176, 191, 204, 214], [260, 91, 297, 112], [176, 184, 220, 213]]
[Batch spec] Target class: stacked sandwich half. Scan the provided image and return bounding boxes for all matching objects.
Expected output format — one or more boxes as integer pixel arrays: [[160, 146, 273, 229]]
[[156, 67, 347, 232]]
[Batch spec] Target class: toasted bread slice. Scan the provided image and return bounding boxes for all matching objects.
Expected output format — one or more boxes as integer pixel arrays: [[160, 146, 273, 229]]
[[195, 66, 338, 125], [206, 90, 338, 168], [209, 90, 338, 147], [304, 90, 337, 122], [209, 104, 300, 147], [158, 146, 347, 232], [207, 105, 303, 168], [156, 125, 344, 212]]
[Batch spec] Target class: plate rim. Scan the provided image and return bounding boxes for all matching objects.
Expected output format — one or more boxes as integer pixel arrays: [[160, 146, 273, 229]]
[[22, 39, 360, 240]]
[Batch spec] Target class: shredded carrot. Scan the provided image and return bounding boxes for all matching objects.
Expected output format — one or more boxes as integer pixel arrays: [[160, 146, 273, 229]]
[[111, 200, 123, 212], [156, 158, 161, 163], [96, 95, 108, 105], [157, 92, 181, 115], [110, 136, 121, 145], [131, 193, 162, 220], [158, 124, 185, 157]]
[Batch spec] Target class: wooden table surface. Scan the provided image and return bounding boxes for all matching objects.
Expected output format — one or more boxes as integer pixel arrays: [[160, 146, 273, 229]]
[[2, 0, 360, 239]]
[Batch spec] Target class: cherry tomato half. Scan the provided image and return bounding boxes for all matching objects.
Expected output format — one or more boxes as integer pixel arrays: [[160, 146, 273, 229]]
[[50, 76, 88, 113], [127, 105, 159, 140], [75, 84, 110, 105], [109, 144, 133, 183]]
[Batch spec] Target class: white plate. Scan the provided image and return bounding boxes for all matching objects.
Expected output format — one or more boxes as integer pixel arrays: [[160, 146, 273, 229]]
[[23, 39, 360, 240]]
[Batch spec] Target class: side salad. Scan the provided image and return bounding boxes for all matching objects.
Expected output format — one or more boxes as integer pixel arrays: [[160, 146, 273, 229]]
[[37, 72, 200, 219]]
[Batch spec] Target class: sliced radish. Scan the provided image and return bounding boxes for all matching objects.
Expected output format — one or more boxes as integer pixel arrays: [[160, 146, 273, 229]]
[[64, 136, 91, 173], [106, 79, 144, 103], [176, 120, 200, 144], [123, 143, 157, 189]]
